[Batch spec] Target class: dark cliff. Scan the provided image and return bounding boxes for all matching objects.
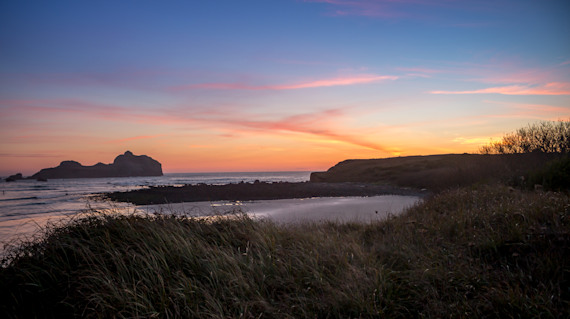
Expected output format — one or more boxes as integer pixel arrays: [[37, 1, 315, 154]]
[[30, 151, 163, 179]]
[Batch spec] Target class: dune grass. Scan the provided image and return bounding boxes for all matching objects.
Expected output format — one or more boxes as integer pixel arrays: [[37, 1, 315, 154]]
[[1, 184, 569, 318]]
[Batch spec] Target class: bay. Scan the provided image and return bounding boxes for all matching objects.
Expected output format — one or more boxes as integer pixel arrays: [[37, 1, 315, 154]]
[[0, 172, 311, 243], [0, 171, 420, 252]]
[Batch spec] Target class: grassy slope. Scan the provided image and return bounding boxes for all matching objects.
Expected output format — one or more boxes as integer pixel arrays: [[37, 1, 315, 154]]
[[311, 153, 561, 191], [1, 185, 569, 318]]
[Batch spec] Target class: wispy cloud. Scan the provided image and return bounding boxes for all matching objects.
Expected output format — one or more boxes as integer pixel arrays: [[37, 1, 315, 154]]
[[210, 109, 399, 152], [0, 98, 398, 153], [430, 82, 570, 95], [170, 74, 397, 91]]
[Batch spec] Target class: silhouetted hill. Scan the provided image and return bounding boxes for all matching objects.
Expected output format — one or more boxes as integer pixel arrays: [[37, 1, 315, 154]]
[[29, 151, 162, 179], [311, 153, 561, 190]]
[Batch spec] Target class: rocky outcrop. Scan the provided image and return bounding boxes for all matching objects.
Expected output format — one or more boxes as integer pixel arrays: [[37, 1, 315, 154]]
[[6, 173, 24, 182], [30, 151, 163, 179]]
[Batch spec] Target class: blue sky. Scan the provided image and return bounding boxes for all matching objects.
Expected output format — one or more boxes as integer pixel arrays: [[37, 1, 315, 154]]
[[1, 0, 569, 174]]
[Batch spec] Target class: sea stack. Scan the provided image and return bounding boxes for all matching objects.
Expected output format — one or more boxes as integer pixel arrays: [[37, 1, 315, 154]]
[[5, 173, 24, 182], [30, 151, 163, 179]]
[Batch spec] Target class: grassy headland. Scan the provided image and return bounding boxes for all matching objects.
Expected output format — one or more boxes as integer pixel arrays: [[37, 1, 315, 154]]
[[310, 152, 562, 191], [1, 185, 569, 318]]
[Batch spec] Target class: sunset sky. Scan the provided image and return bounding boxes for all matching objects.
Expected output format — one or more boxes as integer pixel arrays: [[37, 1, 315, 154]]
[[1, 0, 569, 175]]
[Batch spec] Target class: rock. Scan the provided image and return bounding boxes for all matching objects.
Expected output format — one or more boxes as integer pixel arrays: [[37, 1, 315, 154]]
[[29, 151, 163, 179], [309, 172, 328, 183], [6, 173, 24, 182]]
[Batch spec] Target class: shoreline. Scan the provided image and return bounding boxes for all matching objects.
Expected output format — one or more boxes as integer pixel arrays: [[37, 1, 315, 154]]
[[138, 195, 422, 224], [103, 181, 428, 205]]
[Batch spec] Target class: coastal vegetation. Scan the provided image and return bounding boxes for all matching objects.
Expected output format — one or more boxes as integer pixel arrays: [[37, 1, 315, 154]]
[[1, 120, 569, 318], [1, 185, 568, 318], [478, 120, 570, 155]]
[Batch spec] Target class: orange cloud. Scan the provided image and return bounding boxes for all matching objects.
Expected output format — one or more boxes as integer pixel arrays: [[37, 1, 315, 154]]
[[0, 98, 398, 155], [209, 109, 400, 153], [170, 74, 397, 91], [430, 82, 570, 95]]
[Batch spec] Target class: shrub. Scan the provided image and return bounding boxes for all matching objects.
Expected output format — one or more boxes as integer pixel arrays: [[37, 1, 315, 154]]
[[479, 119, 570, 154]]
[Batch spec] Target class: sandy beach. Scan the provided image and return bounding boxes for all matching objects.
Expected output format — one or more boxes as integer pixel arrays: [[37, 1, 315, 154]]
[[138, 195, 421, 224]]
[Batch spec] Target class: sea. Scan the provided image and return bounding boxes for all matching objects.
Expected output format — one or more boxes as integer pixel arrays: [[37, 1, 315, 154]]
[[0, 171, 421, 253], [0, 172, 311, 245]]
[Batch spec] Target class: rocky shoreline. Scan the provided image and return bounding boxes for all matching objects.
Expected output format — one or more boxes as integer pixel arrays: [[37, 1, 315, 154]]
[[104, 181, 427, 205]]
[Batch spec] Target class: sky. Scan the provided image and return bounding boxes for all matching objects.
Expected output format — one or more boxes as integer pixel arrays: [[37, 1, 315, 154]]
[[1, 0, 569, 175]]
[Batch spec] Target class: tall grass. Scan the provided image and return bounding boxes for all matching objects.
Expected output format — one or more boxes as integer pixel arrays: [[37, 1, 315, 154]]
[[2, 185, 569, 318], [479, 120, 570, 154]]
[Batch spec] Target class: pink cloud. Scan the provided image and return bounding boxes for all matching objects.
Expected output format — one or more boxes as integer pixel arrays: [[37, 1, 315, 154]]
[[170, 74, 397, 91], [430, 82, 570, 95]]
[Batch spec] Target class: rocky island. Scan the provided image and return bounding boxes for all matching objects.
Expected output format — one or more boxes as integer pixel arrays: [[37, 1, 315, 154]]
[[29, 151, 163, 179]]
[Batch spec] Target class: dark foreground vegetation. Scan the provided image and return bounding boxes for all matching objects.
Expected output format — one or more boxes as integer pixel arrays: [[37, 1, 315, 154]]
[[1, 185, 569, 318]]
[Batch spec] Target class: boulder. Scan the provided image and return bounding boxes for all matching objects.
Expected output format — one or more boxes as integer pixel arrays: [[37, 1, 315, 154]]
[[30, 151, 163, 179]]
